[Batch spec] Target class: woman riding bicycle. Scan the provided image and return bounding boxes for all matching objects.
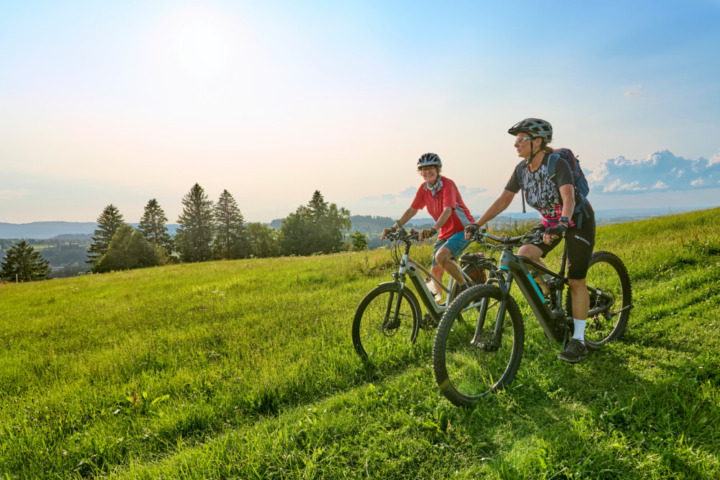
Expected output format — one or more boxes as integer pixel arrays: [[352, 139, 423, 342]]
[[382, 153, 476, 300], [465, 118, 596, 363]]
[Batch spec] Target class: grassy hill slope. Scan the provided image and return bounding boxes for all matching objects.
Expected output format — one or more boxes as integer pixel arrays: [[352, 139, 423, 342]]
[[1, 208, 719, 479]]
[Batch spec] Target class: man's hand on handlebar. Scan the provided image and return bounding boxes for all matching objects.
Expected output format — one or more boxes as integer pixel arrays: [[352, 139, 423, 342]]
[[418, 227, 437, 242], [381, 226, 397, 240]]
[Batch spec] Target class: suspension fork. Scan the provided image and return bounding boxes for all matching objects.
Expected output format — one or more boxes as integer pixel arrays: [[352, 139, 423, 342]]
[[471, 272, 512, 348], [384, 251, 410, 327]]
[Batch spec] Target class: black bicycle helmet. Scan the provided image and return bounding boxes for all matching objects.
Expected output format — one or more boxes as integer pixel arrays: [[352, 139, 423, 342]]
[[417, 152, 442, 168], [508, 118, 553, 143]]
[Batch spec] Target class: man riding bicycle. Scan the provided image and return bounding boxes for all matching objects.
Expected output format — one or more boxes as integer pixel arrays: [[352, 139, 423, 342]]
[[382, 153, 476, 301], [465, 118, 596, 363]]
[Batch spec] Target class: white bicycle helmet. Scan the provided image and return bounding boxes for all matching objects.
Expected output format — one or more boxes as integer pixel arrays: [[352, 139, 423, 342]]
[[508, 118, 553, 143], [417, 152, 442, 168]]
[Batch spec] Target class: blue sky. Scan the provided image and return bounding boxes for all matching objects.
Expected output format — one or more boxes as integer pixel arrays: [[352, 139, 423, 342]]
[[1, 0, 719, 223]]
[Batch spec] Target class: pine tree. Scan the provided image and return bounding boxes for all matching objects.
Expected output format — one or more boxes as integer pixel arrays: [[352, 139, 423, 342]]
[[138, 198, 173, 252], [349, 230, 368, 251], [1, 240, 51, 282], [212, 189, 248, 259], [87, 204, 125, 266], [175, 183, 214, 262]]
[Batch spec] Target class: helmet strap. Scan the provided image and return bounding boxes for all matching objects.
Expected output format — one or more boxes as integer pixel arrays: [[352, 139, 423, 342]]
[[526, 139, 535, 166], [525, 139, 545, 170]]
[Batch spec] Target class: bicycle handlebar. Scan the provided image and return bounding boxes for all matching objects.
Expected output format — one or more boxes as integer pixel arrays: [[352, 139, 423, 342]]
[[387, 226, 540, 246], [385, 228, 419, 243], [468, 228, 541, 247]]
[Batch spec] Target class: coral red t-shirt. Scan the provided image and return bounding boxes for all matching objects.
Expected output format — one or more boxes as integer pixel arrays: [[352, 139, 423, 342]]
[[411, 176, 475, 240]]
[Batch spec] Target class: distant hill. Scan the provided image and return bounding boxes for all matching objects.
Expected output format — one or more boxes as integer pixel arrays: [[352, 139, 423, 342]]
[[0, 207, 705, 239], [0, 222, 181, 239], [0, 222, 97, 239]]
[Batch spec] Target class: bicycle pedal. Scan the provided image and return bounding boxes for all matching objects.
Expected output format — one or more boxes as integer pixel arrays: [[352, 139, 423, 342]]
[[420, 313, 439, 330]]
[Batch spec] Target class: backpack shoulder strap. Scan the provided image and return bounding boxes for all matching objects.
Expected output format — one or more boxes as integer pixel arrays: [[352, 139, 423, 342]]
[[515, 160, 526, 188], [547, 152, 560, 179], [514, 160, 527, 213]]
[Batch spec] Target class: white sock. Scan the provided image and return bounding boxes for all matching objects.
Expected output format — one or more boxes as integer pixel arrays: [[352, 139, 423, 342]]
[[573, 319, 586, 343]]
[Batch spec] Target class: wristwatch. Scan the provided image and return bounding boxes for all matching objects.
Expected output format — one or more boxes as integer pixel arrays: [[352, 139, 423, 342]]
[[558, 216, 570, 224]]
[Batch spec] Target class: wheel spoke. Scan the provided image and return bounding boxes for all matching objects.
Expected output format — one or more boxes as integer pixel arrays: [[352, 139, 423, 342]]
[[352, 285, 420, 359], [433, 285, 524, 406]]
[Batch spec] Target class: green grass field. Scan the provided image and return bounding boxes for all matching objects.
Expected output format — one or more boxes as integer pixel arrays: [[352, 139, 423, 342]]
[[2, 208, 719, 479]]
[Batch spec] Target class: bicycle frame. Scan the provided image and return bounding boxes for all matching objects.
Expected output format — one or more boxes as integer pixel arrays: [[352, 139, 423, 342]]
[[482, 231, 625, 344], [495, 247, 567, 343], [383, 229, 477, 323]]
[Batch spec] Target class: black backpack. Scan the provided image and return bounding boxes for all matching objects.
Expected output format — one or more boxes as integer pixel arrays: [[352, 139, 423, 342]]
[[515, 148, 591, 225]]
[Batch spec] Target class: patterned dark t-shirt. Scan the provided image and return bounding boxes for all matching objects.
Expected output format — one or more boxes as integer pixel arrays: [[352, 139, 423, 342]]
[[505, 153, 574, 225]]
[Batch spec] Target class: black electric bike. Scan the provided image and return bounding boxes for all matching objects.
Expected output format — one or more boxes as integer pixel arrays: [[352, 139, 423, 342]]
[[433, 230, 632, 407]]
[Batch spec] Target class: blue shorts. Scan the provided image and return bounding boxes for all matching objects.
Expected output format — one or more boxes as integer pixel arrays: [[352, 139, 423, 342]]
[[432, 231, 472, 266]]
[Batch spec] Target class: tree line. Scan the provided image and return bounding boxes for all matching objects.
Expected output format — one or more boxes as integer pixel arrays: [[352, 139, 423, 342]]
[[1, 185, 363, 281], [84, 185, 355, 274]]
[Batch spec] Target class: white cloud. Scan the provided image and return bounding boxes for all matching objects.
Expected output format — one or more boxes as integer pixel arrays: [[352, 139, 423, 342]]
[[458, 186, 489, 197], [362, 186, 416, 203], [624, 84, 644, 98], [588, 150, 720, 195], [606, 180, 646, 192]]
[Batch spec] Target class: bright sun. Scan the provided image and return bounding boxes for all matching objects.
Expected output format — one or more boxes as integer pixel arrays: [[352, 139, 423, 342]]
[[160, 4, 237, 78], [173, 22, 229, 77]]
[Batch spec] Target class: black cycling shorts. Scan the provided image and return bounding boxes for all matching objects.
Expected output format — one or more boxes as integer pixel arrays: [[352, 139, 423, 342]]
[[524, 210, 596, 280]]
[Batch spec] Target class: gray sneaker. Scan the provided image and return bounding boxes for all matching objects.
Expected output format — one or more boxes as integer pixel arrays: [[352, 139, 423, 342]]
[[558, 338, 588, 363]]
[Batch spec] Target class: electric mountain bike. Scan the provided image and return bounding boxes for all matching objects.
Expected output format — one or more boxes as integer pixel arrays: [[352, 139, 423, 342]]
[[433, 229, 632, 407], [352, 226, 494, 360]]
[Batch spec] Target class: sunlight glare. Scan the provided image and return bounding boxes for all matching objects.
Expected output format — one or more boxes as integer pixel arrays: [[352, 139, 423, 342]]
[[163, 4, 238, 79]]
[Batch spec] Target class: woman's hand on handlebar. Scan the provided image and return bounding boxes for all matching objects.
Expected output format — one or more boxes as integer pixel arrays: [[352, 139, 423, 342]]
[[543, 224, 567, 244], [464, 223, 480, 240]]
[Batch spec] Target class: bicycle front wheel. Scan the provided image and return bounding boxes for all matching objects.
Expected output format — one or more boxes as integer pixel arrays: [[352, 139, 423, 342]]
[[433, 285, 524, 407], [567, 251, 632, 350], [352, 283, 421, 359]]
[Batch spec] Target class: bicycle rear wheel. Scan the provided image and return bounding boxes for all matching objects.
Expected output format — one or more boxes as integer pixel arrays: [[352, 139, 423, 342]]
[[352, 283, 421, 359], [433, 285, 524, 407], [566, 251, 632, 350]]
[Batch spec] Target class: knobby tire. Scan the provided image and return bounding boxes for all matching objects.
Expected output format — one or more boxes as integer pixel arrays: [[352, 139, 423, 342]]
[[352, 283, 421, 359], [433, 284, 524, 407], [566, 250, 632, 350]]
